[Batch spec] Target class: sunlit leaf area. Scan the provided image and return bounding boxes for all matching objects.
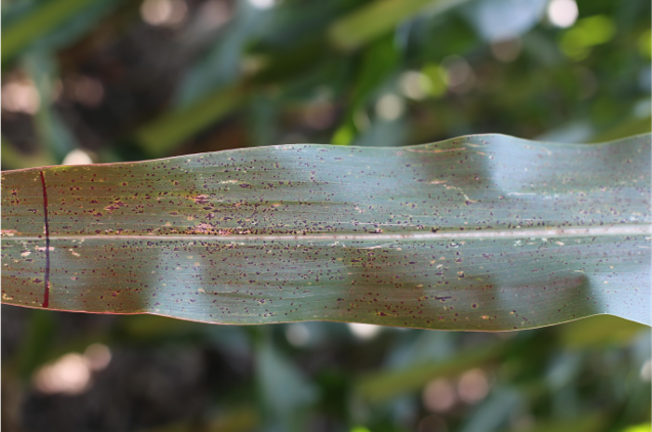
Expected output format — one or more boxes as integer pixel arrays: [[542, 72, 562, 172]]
[[1, 0, 650, 431]]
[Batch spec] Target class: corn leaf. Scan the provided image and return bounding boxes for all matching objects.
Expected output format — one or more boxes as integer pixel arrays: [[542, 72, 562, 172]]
[[2, 134, 650, 330]]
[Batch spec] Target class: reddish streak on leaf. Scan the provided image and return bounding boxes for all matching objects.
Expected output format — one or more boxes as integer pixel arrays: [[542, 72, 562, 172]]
[[39, 170, 50, 308]]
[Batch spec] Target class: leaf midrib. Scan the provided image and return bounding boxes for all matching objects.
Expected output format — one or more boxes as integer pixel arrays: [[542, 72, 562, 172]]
[[4, 223, 649, 243]]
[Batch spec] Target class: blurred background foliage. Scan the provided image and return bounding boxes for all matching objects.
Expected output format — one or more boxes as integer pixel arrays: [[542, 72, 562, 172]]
[[1, 0, 651, 431]]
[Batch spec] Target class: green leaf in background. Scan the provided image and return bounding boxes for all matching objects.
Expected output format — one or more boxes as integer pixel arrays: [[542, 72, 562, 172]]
[[328, 0, 468, 51], [2, 134, 650, 330], [256, 336, 318, 430], [1, 0, 121, 64], [461, 0, 547, 43], [356, 342, 504, 403], [136, 86, 248, 157], [496, 413, 605, 432], [25, 52, 79, 162], [2, 0, 92, 62]]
